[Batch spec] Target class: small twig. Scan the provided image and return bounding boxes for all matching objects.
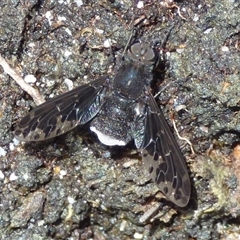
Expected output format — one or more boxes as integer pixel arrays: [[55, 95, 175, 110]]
[[139, 202, 163, 223], [163, 2, 187, 21], [154, 80, 179, 99], [171, 112, 195, 155], [0, 54, 45, 105], [172, 4, 187, 21]]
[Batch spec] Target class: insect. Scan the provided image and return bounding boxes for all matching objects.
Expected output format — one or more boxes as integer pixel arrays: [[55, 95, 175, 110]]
[[14, 41, 191, 207]]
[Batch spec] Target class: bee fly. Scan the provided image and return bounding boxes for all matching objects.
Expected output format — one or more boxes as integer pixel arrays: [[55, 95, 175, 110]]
[[14, 41, 191, 207]]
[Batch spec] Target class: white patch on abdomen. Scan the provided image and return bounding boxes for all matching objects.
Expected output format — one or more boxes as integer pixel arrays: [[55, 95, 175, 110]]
[[90, 126, 126, 146]]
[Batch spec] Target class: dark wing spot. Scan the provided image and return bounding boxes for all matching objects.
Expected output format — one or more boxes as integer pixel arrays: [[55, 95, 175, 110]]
[[159, 162, 167, 173], [23, 128, 31, 138], [33, 134, 40, 140], [44, 125, 56, 138], [56, 128, 62, 136], [14, 129, 22, 137], [147, 142, 155, 156], [153, 151, 159, 161], [19, 114, 31, 126], [163, 186, 168, 194], [148, 165, 154, 174], [174, 191, 182, 201], [31, 120, 38, 131], [172, 176, 178, 189], [49, 117, 57, 126]]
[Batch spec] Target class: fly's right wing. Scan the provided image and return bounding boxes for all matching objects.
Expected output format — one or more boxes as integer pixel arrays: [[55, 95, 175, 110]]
[[14, 77, 109, 141], [139, 91, 191, 207]]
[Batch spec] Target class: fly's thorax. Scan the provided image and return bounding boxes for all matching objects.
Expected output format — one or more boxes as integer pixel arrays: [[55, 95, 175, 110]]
[[113, 61, 151, 100]]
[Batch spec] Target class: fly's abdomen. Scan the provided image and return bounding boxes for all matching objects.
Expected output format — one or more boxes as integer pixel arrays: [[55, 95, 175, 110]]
[[90, 97, 134, 146]]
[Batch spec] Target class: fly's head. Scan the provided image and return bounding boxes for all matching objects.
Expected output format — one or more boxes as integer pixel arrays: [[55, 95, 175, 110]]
[[113, 42, 159, 100], [127, 41, 159, 66]]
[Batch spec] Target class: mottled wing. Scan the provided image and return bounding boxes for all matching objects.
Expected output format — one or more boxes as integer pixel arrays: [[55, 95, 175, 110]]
[[141, 91, 191, 207], [15, 77, 109, 141]]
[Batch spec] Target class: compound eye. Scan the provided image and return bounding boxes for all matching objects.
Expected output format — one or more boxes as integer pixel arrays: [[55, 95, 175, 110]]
[[128, 42, 158, 64]]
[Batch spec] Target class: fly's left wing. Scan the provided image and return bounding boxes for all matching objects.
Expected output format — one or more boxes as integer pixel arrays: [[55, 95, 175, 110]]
[[14, 77, 109, 141], [140, 91, 191, 207]]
